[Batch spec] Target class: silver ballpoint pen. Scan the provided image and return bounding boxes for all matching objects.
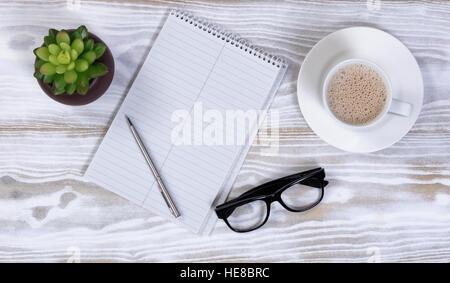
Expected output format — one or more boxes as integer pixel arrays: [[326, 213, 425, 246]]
[[126, 115, 181, 218]]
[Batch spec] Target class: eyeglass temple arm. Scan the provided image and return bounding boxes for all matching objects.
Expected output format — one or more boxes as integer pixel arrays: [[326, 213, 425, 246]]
[[301, 177, 328, 189], [240, 168, 325, 197], [233, 168, 325, 200]]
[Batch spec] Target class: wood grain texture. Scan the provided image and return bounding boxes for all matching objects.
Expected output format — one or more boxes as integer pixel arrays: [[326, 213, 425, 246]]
[[0, 0, 449, 262]]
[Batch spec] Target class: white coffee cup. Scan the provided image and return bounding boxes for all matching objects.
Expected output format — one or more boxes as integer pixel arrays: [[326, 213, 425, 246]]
[[322, 58, 412, 128]]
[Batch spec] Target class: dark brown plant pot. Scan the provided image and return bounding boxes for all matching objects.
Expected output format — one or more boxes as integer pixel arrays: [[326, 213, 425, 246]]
[[35, 30, 115, 106]]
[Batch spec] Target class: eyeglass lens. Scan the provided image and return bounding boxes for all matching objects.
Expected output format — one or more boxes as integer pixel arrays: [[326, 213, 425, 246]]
[[226, 200, 268, 231], [280, 183, 323, 211]]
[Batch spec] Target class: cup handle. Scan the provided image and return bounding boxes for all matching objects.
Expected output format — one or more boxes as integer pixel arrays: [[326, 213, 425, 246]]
[[389, 99, 412, 117]]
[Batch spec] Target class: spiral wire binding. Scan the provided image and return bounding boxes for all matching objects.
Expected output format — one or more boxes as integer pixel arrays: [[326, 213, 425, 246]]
[[170, 10, 287, 69]]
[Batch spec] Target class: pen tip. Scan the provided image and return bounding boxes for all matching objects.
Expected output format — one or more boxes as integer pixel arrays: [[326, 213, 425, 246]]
[[125, 115, 132, 126]]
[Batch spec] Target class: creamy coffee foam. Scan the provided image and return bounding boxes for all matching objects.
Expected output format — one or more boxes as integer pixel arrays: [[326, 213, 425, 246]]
[[326, 63, 387, 125]]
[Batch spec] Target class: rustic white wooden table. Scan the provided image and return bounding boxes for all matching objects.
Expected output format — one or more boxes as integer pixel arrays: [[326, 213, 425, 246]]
[[0, 0, 449, 262]]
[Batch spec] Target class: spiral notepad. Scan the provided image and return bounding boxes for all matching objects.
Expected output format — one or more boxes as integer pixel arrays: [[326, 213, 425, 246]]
[[85, 10, 287, 234]]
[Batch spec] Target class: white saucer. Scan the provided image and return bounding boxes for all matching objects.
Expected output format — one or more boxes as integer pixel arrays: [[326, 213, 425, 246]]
[[297, 27, 423, 153]]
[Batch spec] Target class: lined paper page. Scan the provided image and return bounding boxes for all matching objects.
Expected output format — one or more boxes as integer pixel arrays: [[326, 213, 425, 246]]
[[85, 12, 286, 234]]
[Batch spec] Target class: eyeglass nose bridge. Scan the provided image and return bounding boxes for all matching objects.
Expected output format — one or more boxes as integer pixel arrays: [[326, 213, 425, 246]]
[[268, 193, 293, 211]]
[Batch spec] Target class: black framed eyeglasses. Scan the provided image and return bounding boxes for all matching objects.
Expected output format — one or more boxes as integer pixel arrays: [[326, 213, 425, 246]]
[[215, 168, 328, 233]]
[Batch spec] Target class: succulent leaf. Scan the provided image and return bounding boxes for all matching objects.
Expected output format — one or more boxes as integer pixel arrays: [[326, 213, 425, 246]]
[[96, 62, 108, 76], [48, 55, 59, 66], [70, 49, 78, 61], [43, 74, 55, 84], [48, 44, 61, 55], [57, 50, 71, 65], [40, 63, 56, 75], [34, 47, 50, 61], [34, 71, 44, 80], [75, 59, 89, 72], [93, 43, 106, 59], [76, 73, 89, 95], [77, 81, 89, 95], [67, 61, 75, 71], [70, 31, 82, 42], [59, 42, 71, 52], [55, 64, 67, 74], [56, 30, 70, 45], [84, 38, 94, 51], [53, 74, 66, 90], [85, 65, 96, 79], [76, 25, 88, 40], [71, 38, 84, 55], [35, 59, 46, 69], [66, 83, 77, 95], [53, 85, 65, 95], [48, 29, 58, 40], [87, 62, 108, 78], [44, 36, 55, 47], [82, 50, 96, 64], [64, 70, 78, 84]]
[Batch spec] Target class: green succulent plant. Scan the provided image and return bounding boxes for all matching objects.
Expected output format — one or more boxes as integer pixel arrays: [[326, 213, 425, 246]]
[[33, 26, 108, 95]]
